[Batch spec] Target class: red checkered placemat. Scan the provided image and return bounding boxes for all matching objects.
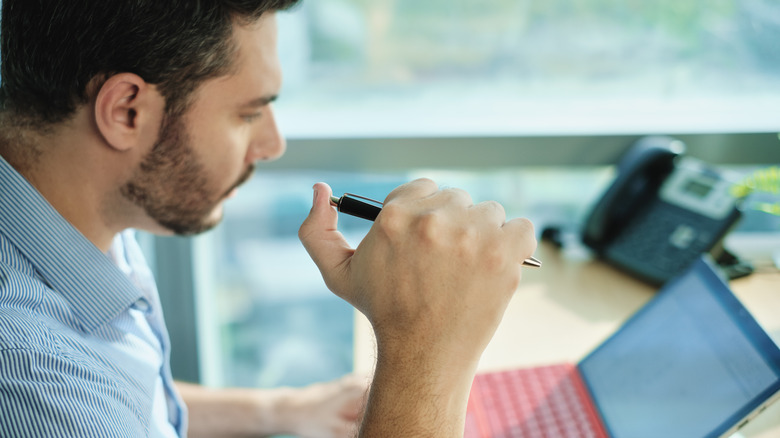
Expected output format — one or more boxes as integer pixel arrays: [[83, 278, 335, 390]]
[[465, 363, 608, 438]]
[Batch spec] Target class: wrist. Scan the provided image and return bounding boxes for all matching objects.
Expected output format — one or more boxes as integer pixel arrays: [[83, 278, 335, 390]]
[[373, 321, 484, 380], [250, 386, 298, 436]]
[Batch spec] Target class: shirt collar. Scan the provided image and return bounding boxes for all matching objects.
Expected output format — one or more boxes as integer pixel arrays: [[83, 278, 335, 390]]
[[0, 155, 144, 333]]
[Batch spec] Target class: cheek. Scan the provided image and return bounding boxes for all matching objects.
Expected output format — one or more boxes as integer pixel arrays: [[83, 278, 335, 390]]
[[193, 125, 250, 177]]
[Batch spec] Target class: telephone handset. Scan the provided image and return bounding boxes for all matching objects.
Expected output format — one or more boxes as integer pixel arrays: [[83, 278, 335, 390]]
[[581, 136, 743, 285]]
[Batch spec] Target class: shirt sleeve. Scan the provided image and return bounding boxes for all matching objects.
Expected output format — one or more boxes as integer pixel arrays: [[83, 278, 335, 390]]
[[0, 347, 150, 438]]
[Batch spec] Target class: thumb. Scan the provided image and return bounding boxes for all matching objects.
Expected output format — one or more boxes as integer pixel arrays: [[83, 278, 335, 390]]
[[299, 183, 355, 293]]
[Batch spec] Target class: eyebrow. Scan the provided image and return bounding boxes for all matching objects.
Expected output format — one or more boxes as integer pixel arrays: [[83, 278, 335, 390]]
[[241, 94, 279, 108]]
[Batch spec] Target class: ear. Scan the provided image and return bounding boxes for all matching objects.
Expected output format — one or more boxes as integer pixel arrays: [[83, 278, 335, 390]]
[[94, 73, 164, 152]]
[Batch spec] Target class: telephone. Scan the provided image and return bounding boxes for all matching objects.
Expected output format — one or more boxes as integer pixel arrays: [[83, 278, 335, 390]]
[[581, 136, 744, 285]]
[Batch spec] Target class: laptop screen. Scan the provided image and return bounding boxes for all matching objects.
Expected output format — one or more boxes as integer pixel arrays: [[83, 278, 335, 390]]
[[578, 257, 780, 438]]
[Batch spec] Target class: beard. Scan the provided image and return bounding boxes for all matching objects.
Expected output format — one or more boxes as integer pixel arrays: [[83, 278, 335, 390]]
[[120, 113, 255, 236]]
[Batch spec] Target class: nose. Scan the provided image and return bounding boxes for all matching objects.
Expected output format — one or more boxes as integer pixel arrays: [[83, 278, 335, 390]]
[[247, 104, 287, 163]]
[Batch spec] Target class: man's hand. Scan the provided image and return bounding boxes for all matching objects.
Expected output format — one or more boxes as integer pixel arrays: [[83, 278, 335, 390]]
[[277, 373, 368, 438], [299, 179, 537, 436], [179, 373, 368, 438]]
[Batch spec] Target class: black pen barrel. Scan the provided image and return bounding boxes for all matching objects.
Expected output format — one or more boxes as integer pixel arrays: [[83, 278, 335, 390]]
[[338, 194, 382, 221]]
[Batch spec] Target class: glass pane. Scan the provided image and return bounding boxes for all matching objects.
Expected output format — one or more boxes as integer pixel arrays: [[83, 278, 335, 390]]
[[275, 0, 780, 138]]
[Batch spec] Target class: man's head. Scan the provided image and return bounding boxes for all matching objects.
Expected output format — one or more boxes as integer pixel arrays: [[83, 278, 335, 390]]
[[118, 14, 289, 236], [0, 0, 299, 126], [0, 0, 299, 239]]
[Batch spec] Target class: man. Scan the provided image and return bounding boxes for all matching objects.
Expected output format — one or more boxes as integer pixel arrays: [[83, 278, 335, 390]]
[[0, 1, 537, 437]]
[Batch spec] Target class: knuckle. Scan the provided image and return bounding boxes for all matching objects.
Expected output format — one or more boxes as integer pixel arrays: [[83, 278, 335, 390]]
[[519, 217, 535, 233], [483, 200, 505, 215], [414, 211, 444, 243], [386, 178, 437, 203], [441, 187, 470, 200], [443, 188, 473, 206], [374, 202, 406, 236], [412, 177, 437, 188]]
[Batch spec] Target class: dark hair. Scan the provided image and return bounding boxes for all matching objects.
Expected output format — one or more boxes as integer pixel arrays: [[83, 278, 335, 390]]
[[0, 0, 300, 127]]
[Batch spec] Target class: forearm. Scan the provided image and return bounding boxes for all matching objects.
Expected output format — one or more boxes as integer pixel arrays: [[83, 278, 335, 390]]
[[358, 342, 479, 437], [176, 381, 295, 438]]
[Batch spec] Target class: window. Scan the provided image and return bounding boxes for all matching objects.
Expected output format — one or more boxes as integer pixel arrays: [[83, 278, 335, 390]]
[[275, 0, 780, 138]]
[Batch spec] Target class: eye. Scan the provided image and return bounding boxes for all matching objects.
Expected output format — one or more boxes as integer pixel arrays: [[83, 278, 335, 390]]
[[242, 112, 262, 122]]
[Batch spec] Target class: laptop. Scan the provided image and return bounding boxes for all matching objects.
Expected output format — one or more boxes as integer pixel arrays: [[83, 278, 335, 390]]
[[465, 256, 780, 438]]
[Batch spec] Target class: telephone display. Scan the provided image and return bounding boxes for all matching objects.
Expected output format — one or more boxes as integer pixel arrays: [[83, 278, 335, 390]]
[[581, 136, 742, 285]]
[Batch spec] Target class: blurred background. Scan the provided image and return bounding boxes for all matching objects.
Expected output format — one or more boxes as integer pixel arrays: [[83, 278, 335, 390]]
[[142, 0, 780, 394]]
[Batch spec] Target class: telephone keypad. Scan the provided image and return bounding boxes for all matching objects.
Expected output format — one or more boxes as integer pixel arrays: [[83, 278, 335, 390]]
[[605, 202, 725, 283]]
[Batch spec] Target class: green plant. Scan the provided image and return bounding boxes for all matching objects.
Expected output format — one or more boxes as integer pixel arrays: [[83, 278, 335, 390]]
[[731, 166, 780, 215]]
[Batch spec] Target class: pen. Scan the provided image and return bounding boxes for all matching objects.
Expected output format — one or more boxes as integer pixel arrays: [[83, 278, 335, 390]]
[[330, 193, 542, 268]]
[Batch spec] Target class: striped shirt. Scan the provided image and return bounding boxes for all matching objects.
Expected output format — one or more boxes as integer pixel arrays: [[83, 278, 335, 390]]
[[0, 155, 187, 437]]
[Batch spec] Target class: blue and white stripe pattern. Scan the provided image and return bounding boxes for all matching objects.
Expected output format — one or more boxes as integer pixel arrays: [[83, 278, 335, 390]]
[[0, 156, 187, 437]]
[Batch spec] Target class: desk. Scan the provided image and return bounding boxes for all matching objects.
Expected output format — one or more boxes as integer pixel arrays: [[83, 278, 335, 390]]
[[353, 241, 780, 438]]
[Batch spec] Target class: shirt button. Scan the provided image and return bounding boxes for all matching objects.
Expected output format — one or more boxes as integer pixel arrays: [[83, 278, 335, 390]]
[[132, 298, 151, 313]]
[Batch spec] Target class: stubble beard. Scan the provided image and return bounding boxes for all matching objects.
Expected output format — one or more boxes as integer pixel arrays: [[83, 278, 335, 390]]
[[119, 113, 255, 236]]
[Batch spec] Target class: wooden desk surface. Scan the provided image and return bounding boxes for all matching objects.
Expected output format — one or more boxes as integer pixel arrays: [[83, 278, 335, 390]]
[[353, 241, 780, 437]]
